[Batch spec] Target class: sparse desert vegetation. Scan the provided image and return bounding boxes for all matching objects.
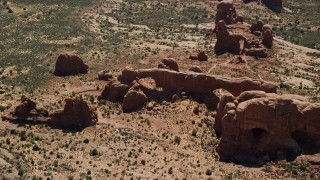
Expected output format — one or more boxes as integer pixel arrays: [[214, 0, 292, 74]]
[[0, 0, 320, 179]]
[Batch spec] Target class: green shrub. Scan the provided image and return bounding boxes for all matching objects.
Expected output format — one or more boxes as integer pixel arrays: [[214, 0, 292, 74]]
[[192, 129, 197, 137], [174, 136, 181, 145], [90, 149, 98, 156], [83, 138, 89, 144], [206, 169, 212, 176]]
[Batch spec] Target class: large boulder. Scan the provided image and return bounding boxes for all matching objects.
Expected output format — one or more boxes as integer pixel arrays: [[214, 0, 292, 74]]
[[49, 96, 98, 129], [262, 27, 273, 48], [189, 51, 208, 61], [122, 83, 148, 112], [197, 51, 208, 61], [99, 81, 131, 102], [216, 91, 320, 162], [54, 54, 88, 76], [158, 58, 179, 72], [118, 67, 138, 84]]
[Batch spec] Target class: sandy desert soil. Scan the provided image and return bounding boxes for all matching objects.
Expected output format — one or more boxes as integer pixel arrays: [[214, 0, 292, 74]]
[[0, 0, 320, 179]]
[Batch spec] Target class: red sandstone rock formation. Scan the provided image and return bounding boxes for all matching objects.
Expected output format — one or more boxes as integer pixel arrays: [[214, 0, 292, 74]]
[[214, 20, 247, 55], [216, 91, 320, 162], [213, 1, 274, 57], [123, 82, 148, 112], [99, 63, 277, 112], [49, 96, 98, 129], [54, 54, 88, 76], [215, 0, 243, 25], [99, 81, 131, 102]]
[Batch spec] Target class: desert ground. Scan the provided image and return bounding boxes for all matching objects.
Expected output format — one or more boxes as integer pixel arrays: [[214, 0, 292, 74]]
[[0, 0, 320, 179]]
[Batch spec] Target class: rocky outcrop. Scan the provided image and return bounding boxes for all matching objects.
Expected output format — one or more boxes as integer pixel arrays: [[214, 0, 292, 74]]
[[213, 2, 274, 57], [215, 0, 243, 25], [123, 82, 148, 112], [54, 54, 89, 76], [2, 98, 49, 124], [99, 81, 131, 102], [158, 58, 179, 72], [118, 67, 139, 84], [214, 20, 247, 55], [100, 62, 277, 112], [214, 20, 273, 57], [216, 91, 320, 163], [49, 96, 98, 129]]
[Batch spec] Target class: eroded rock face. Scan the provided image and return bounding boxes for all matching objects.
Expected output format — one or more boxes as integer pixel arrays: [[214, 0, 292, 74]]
[[213, 1, 273, 57], [99, 81, 131, 102], [216, 91, 320, 162], [54, 54, 89, 76], [123, 82, 148, 112], [118, 67, 138, 84], [214, 20, 273, 57], [216, 0, 243, 25], [214, 20, 247, 55], [49, 96, 98, 129], [100, 64, 277, 112]]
